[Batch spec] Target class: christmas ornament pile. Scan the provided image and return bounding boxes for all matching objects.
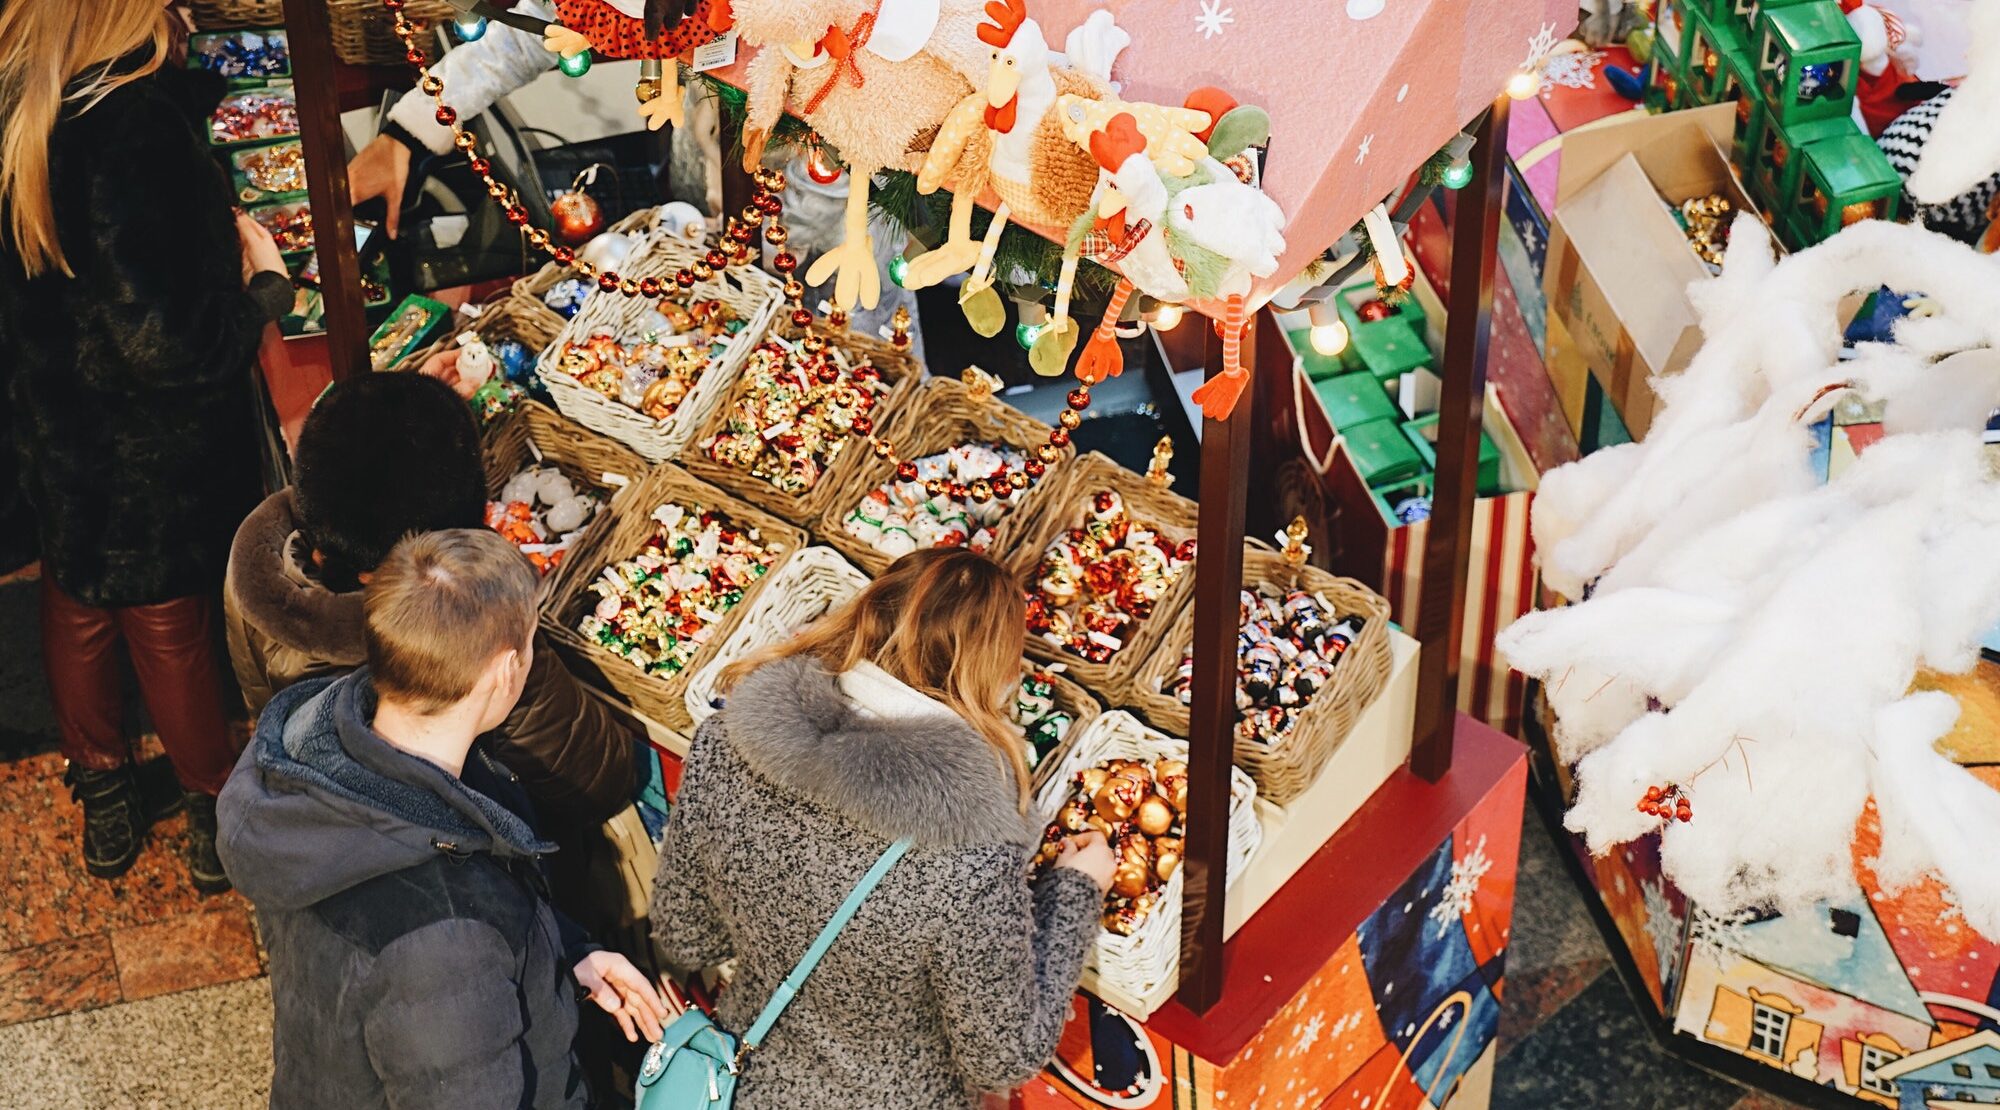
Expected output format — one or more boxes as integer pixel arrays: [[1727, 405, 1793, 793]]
[[485, 466, 600, 575], [1160, 585, 1363, 744], [843, 442, 1030, 558], [700, 336, 887, 496], [1012, 668, 1078, 769], [579, 502, 778, 678], [209, 87, 297, 145], [551, 299, 741, 423], [1026, 491, 1194, 665], [189, 30, 290, 80], [1036, 757, 1190, 935]]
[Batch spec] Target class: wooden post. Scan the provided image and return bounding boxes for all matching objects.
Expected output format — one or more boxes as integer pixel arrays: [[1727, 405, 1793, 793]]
[[284, 0, 370, 379], [1409, 98, 1510, 782], [1176, 318, 1254, 1014]]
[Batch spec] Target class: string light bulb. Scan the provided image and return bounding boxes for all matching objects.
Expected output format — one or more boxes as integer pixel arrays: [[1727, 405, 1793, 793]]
[[1152, 304, 1184, 331], [452, 15, 489, 40], [558, 49, 593, 77], [1307, 302, 1349, 356], [1442, 158, 1474, 189], [1505, 67, 1541, 100]]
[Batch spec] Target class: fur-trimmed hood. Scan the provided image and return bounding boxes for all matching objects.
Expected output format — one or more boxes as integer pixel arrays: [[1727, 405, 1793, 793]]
[[226, 489, 366, 667], [721, 656, 1035, 850]]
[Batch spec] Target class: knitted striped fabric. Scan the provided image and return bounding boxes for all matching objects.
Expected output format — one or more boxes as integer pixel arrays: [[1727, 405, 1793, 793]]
[[1878, 88, 2000, 244]]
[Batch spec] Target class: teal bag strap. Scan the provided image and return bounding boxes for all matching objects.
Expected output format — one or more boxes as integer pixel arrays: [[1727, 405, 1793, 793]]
[[738, 837, 912, 1054]]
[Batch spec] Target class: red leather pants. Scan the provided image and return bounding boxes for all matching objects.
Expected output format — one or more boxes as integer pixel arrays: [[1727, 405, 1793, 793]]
[[42, 577, 238, 796]]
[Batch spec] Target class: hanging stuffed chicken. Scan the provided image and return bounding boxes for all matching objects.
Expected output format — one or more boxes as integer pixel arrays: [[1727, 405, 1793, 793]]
[[538, 0, 735, 129], [1064, 87, 1283, 420]]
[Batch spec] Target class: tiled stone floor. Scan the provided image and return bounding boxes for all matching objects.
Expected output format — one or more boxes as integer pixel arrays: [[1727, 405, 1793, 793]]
[[0, 573, 1801, 1107]]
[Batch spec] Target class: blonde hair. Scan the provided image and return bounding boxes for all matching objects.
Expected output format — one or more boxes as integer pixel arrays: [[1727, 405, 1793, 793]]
[[363, 530, 539, 715], [0, 0, 171, 277], [722, 547, 1033, 809]]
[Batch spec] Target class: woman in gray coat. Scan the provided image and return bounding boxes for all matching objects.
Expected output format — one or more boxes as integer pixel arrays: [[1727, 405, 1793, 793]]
[[651, 548, 1114, 1108]]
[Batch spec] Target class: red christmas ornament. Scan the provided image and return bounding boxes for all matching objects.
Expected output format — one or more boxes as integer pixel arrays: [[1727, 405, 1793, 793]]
[[851, 415, 873, 436], [552, 245, 575, 265], [1358, 299, 1395, 323], [638, 277, 663, 299], [895, 460, 918, 482], [550, 190, 605, 245], [804, 139, 844, 185]]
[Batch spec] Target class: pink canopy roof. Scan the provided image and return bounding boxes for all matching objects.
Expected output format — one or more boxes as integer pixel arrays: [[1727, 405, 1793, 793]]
[[1022, 0, 1575, 300]]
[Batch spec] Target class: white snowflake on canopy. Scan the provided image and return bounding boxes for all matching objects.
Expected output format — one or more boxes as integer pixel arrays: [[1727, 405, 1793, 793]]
[[1427, 835, 1492, 935], [1195, 0, 1234, 39], [1520, 21, 1560, 69], [1641, 878, 1686, 985], [1293, 1012, 1325, 1055]]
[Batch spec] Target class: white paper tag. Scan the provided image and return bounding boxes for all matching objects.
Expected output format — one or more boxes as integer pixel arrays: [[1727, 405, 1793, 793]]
[[600, 471, 630, 488], [692, 30, 738, 73]]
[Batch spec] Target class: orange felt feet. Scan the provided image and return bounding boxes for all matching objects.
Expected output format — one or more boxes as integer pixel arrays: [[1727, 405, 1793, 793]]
[[1075, 329, 1124, 384], [1191, 368, 1249, 421]]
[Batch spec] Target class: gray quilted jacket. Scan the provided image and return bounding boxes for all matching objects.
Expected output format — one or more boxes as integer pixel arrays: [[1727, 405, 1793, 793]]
[[651, 656, 1101, 1109]]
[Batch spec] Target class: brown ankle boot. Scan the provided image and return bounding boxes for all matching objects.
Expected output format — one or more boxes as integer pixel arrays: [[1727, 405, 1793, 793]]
[[65, 763, 146, 879]]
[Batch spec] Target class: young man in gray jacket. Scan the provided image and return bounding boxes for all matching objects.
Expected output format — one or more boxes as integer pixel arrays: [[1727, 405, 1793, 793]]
[[217, 529, 668, 1108]]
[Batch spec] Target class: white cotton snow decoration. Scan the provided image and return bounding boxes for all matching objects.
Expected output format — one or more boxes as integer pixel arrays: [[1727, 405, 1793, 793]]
[[1502, 216, 2000, 938], [1906, 0, 2000, 206]]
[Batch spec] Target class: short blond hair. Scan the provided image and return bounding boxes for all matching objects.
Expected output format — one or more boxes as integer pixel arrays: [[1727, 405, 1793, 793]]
[[363, 529, 538, 713]]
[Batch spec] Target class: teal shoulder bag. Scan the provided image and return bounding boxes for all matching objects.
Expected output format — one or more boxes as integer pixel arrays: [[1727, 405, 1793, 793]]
[[635, 838, 912, 1108]]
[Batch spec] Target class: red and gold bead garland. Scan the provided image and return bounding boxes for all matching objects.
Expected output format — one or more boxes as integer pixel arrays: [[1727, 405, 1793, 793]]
[[380, 0, 1084, 484]]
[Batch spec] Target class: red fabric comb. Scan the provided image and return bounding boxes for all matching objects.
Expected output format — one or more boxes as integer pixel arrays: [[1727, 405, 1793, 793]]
[[977, 0, 1028, 47], [1088, 112, 1147, 173]]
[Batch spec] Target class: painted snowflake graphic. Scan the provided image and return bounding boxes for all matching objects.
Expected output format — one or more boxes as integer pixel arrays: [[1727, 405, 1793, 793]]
[[1195, 0, 1234, 39], [1517, 221, 1541, 257], [1293, 1012, 1325, 1055], [1520, 21, 1560, 69], [1426, 835, 1492, 935], [1542, 50, 1604, 91], [1937, 885, 1966, 929], [1355, 134, 1373, 165], [1641, 878, 1685, 985], [1687, 906, 1752, 965]]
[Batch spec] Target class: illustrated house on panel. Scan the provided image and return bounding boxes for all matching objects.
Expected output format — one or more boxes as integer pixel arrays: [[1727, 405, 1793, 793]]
[[1871, 1030, 2000, 1110], [1675, 899, 1938, 1102]]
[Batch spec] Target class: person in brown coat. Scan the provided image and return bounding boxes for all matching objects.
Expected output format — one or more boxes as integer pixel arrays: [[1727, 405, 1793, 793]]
[[223, 374, 640, 835]]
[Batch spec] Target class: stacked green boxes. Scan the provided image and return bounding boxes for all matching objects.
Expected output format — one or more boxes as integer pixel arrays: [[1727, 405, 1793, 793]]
[[1651, 0, 1902, 248]]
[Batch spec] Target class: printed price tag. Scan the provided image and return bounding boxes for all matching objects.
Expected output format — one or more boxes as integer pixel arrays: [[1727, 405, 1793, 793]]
[[692, 30, 738, 73]]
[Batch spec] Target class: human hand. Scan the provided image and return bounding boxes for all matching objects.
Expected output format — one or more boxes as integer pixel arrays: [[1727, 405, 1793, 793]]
[[573, 951, 671, 1044], [236, 212, 286, 284], [348, 134, 412, 239], [416, 348, 481, 399], [1053, 831, 1116, 895]]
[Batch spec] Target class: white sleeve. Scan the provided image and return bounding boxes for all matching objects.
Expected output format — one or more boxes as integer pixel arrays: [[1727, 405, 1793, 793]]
[[386, 0, 559, 155]]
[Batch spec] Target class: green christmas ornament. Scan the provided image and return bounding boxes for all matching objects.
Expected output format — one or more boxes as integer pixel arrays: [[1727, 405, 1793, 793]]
[[558, 49, 593, 78]]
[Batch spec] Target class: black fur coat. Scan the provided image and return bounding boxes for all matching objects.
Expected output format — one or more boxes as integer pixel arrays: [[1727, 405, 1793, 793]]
[[0, 65, 273, 607]]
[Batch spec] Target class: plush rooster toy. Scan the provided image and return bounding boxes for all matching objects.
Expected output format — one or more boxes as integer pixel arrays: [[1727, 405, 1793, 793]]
[[542, 0, 735, 129]]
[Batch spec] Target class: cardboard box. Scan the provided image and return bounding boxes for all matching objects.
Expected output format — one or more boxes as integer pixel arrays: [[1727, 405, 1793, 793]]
[[1543, 104, 1752, 439]]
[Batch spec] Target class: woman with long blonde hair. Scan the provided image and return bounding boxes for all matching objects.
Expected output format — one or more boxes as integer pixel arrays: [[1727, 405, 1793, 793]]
[[651, 546, 1113, 1108], [0, 0, 294, 892]]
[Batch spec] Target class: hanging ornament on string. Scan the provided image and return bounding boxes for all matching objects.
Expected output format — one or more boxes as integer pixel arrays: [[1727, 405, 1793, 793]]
[[804, 133, 844, 186], [551, 164, 609, 245]]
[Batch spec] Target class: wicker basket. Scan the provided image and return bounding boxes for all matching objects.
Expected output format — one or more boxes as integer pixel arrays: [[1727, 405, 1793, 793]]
[[189, 0, 287, 30], [815, 376, 1072, 575], [536, 238, 782, 464], [1031, 711, 1261, 1014], [481, 402, 647, 614], [1025, 663, 1101, 794], [545, 464, 807, 735], [1008, 452, 1200, 706], [513, 208, 689, 327], [328, 0, 456, 65], [1128, 545, 1394, 806], [682, 546, 871, 726], [682, 320, 923, 526], [388, 289, 568, 375]]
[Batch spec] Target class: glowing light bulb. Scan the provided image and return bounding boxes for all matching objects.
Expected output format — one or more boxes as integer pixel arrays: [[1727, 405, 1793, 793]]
[[1310, 320, 1350, 357], [1442, 159, 1474, 189], [887, 254, 910, 288], [1505, 68, 1541, 100], [1016, 320, 1049, 349], [452, 15, 489, 41], [1152, 304, 1184, 331], [558, 49, 594, 78]]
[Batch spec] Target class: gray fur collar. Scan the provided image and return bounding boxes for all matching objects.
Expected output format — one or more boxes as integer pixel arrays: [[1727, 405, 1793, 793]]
[[226, 491, 366, 666], [721, 656, 1034, 849]]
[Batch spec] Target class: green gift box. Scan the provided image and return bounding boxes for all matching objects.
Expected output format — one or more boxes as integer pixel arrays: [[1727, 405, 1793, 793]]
[[1782, 128, 1903, 248], [1754, 1, 1861, 128], [1403, 414, 1503, 496], [1313, 373, 1401, 432], [1343, 417, 1426, 488]]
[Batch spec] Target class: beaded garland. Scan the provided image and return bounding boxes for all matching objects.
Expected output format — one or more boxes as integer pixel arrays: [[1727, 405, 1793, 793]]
[[209, 87, 298, 145], [1034, 756, 1191, 934], [378, 0, 1080, 494], [1159, 585, 1364, 745], [1026, 490, 1195, 665], [843, 441, 1030, 558], [579, 501, 779, 678], [700, 336, 888, 496], [486, 465, 601, 575], [551, 299, 742, 423]]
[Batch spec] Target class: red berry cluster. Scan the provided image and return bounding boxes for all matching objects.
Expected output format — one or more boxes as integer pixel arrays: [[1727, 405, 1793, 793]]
[[1637, 784, 1692, 823]]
